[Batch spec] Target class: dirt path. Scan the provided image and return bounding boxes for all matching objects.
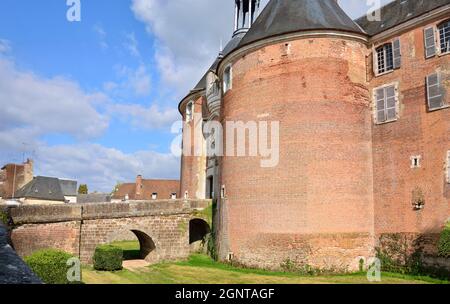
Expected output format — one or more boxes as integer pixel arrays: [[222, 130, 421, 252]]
[[122, 260, 150, 271]]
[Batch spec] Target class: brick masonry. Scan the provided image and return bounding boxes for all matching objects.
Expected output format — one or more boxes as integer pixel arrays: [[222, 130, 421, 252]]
[[179, 14, 450, 271], [8, 200, 211, 264]]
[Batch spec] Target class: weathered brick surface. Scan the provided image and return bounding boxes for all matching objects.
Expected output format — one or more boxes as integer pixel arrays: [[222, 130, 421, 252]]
[[218, 36, 375, 270], [80, 215, 191, 263], [180, 96, 207, 199], [9, 200, 212, 264], [370, 17, 450, 236], [11, 221, 81, 258]]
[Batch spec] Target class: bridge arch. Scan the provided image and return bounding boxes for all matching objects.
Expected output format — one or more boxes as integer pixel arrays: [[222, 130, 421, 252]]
[[189, 218, 211, 244], [105, 227, 159, 263]]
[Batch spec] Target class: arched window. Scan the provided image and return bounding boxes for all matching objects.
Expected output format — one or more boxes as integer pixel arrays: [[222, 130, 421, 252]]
[[186, 101, 194, 122], [223, 65, 232, 93], [438, 20, 450, 54]]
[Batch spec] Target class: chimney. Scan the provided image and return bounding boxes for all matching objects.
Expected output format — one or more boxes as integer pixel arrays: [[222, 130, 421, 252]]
[[136, 175, 143, 199]]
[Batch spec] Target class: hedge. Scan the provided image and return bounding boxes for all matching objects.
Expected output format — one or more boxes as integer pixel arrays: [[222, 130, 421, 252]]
[[93, 245, 123, 271], [438, 224, 450, 258], [24, 249, 77, 284]]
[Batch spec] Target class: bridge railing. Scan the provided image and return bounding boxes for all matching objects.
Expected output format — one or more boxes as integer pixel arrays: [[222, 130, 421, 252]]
[[5, 199, 212, 225]]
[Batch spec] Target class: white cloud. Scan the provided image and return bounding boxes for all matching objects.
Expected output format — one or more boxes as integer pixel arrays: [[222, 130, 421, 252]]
[[0, 39, 11, 54], [131, 0, 234, 95], [109, 64, 152, 97], [124, 32, 141, 58], [0, 57, 109, 139], [34, 143, 179, 192], [93, 24, 108, 50], [110, 103, 179, 130]]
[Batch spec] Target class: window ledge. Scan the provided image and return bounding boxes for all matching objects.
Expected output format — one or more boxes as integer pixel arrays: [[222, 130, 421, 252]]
[[428, 104, 450, 112], [375, 69, 395, 78], [438, 51, 450, 57], [375, 118, 398, 125]]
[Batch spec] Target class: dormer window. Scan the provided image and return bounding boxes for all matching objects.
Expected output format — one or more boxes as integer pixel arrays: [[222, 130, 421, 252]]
[[438, 20, 450, 54], [223, 65, 232, 93], [186, 101, 194, 122]]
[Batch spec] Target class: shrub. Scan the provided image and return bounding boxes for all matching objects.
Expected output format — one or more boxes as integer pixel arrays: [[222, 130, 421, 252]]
[[438, 225, 450, 258], [93, 245, 123, 271], [0, 209, 8, 225], [24, 249, 76, 284]]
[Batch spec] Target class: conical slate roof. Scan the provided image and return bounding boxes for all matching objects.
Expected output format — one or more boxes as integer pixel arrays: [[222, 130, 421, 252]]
[[239, 0, 365, 47], [191, 32, 246, 92]]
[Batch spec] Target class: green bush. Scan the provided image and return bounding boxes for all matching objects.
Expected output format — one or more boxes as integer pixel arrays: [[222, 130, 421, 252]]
[[438, 225, 450, 258], [93, 245, 123, 271], [24, 249, 76, 284], [0, 209, 8, 225]]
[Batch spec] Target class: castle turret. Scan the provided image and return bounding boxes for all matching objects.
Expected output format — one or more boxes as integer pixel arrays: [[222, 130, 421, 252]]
[[233, 0, 261, 36]]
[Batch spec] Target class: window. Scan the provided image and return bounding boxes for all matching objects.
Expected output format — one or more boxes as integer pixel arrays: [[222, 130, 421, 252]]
[[152, 193, 157, 200], [186, 101, 194, 122], [438, 20, 450, 54], [426, 72, 446, 110], [376, 43, 394, 74], [171, 193, 177, 199], [223, 65, 232, 93], [374, 84, 398, 124], [410, 156, 421, 168]]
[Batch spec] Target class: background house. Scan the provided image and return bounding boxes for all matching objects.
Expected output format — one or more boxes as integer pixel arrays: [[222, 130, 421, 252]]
[[0, 159, 33, 199], [112, 175, 180, 202], [77, 193, 111, 204], [59, 179, 78, 203], [14, 176, 67, 205]]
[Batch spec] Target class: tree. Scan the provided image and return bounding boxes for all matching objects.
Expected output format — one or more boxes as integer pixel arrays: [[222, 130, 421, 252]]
[[111, 182, 122, 195], [78, 184, 88, 195]]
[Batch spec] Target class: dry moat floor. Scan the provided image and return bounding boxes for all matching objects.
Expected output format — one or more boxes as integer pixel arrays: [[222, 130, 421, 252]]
[[82, 250, 448, 284]]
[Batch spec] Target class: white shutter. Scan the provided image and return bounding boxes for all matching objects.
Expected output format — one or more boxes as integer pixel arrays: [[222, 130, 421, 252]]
[[375, 87, 386, 123], [374, 85, 398, 123], [385, 85, 397, 121], [393, 38, 401, 69], [424, 27, 436, 58], [426, 73, 443, 110]]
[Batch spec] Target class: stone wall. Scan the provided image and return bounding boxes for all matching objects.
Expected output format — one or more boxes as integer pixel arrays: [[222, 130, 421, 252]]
[[8, 200, 212, 264]]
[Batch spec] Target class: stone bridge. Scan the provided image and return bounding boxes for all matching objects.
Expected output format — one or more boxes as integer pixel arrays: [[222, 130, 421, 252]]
[[7, 199, 212, 264]]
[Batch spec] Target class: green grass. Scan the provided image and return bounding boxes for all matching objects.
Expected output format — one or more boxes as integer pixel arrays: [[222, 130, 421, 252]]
[[110, 241, 140, 260], [82, 254, 449, 285]]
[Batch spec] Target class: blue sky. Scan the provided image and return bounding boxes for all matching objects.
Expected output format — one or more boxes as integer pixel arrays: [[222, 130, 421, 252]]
[[0, 0, 391, 192]]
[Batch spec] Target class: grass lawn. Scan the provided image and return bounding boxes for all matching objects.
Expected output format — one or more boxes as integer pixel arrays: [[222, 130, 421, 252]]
[[110, 240, 141, 260], [82, 254, 448, 284]]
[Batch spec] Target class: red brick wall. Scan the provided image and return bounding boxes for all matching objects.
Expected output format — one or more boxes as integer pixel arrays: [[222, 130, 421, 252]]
[[11, 221, 81, 258], [218, 36, 375, 270], [370, 17, 450, 237], [180, 96, 207, 199]]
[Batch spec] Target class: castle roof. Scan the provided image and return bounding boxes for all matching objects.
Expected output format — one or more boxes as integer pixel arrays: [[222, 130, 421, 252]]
[[356, 0, 450, 36], [238, 0, 365, 48], [191, 32, 246, 92]]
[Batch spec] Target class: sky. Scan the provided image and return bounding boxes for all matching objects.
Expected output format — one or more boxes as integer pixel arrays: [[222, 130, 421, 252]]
[[0, 0, 392, 192]]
